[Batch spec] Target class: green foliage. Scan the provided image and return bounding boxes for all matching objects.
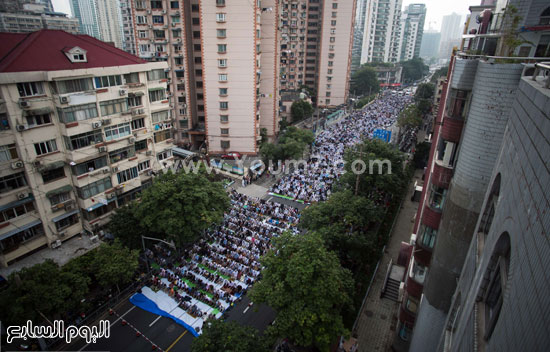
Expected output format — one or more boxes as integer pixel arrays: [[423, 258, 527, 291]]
[[250, 231, 353, 350], [413, 142, 431, 169], [354, 94, 376, 109], [397, 105, 423, 128], [351, 66, 380, 96], [430, 66, 448, 83], [91, 240, 139, 291], [414, 83, 435, 115], [260, 126, 314, 162], [260, 127, 268, 146], [400, 58, 429, 83], [108, 201, 153, 250], [191, 319, 270, 352], [0, 260, 90, 325], [290, 100, 314, 122], [135, 171, 230, 246], [499, 4, 530, 56]]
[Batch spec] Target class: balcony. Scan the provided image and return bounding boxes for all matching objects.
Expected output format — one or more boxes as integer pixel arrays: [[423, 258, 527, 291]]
[[432, 161, 453, 188], [422, 205, 442, 230], [440, 116, 464, 143]]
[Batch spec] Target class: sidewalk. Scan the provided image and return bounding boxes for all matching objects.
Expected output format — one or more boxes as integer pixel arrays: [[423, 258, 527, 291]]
[[353, 168, 424, 351]]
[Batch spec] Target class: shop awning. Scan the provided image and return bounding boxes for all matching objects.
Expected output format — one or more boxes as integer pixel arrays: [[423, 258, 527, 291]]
[[45, 184, 72, 198], [86, 197, 116, 212], [0, 219, 42, 240], [148, 87, 164, 91], [172, 147, 197, 158], [0, 194, 34, 212], [52, 209, 79, 223], [24, 107, 53, 116]]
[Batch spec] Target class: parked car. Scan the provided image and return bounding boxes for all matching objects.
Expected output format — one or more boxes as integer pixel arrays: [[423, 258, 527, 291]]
[[220, 152, 242, 160]]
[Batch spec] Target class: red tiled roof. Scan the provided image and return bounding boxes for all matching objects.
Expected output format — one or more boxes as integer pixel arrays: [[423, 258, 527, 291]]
[[0, 30, 146, 73]]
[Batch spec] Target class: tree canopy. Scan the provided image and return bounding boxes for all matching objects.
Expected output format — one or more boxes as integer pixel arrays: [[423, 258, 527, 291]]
[[414, 83, 435, 115], [260, 126, 314, 163], [430, 66, 448, 83], [92, 240, 139, 292], [290, 100, 314, 122], [108, 201, 153, 250], [397, 105, 423, 129], [350, 66, 380, 97], [250, 231, 353, 351], [191, 319, 270, 352], [401, 58, 429, 83]]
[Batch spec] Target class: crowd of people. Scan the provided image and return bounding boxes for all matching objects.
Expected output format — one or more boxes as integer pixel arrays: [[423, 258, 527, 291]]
[[270, 92, 413, 203], [148, 190, 300, 329]]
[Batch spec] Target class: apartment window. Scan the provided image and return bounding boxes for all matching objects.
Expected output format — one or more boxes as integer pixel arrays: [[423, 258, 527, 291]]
[[325, 99, 330, 104], [131, 118, 145, 130], [330, 37, 335, 43], [193, 30, 200, 39], [175, 70, 184, 78], [0, 144, 18, 162], [76, 177, 112, 199], [429, 184, 447, 211], [327, 76, 332, 81], [94, 75, 122, 89], [25, 113, 51, 128], [147, 69, 165, 81], [151, 0, 162, 9], [218, 44, 227, 53], [17, 82, 44, 97], [157, 149, 172, 160], [154, 130, 172, 143], [179, 119, 188, 128], [326, 92, 331, 97], [220, 101, 228, 110], [194, 57, 201, 64], [172, 29, 181, 38], [218, 59, 227, 67], [0, 172, 27, 193], [151, 110, 170, 124], [170, 1, 179, 9], [65, 130, 103, 150], [218, 74, 228, 82], [109, 146, 135, 164], [135, 139, 147, 151], [326, 84, 331, 89], [138, 160, 151, 172], [116, 167, 139, 183], [447, 89, 469, 119], [1, 200, 35, 223], [220, 128, 229, 135], [0, 222, 44, 252], [219, 88, 228, 96], [135, 0, 146, 9], [54, 213, 79, 231], [327, 69, 333, 74], [54, 78, 93, 94], [193, 44, 201, 51], [0, 113, 9, 130], [124, 72, 140, 84], [216, 0, 226, 6], [139, 44, 150, 52], [175, 57, 183, 65], [49, 192, 70, 206], [332, 3, 338, 9], [217, 29, 226, 38], [216, 13, 226, 22], [100, 98, 128, 116], [331, 12, 337, 18], [410, 259, 427, 284], [154, 30, 165, 39], [41, 167, 65, 183], [73, 156, 108, 176], [127, 95, 143, 108], [221, 140, 230, 149], [34, 139, 57, 156], [420, 225, 437, 249], [328, 61, 334, 67], [104, 123, 131, 141], [149, 89, 166, 102], [192, 17, 200, 25], [329, 45, 335, 51], [220, 115, 229, 123], [136, 15, 147, 24]]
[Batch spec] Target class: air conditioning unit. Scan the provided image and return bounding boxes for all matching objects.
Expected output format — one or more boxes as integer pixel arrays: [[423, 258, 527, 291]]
[[128, 137, 136, 144], [16, 124, 26, 132], [92, 121, 102, 129], [111, 166, 118, 173], [17, 192, 28, 200], [18, 100, 30, 108], [102, 118, 111, 125], [98, 146, 107, 153], [51, 239, 62, 248], [11, 161, 24, 169], [59, 96, 70, 104], [145, 150, 152, 156], [119, 89, 128, 96]]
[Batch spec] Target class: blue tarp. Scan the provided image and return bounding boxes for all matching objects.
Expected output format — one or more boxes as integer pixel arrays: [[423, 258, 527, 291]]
[[129, 293, 200, 337]]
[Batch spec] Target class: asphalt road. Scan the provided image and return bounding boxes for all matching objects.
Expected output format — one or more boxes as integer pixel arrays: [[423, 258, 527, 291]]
[[55, 291, 275, 352]]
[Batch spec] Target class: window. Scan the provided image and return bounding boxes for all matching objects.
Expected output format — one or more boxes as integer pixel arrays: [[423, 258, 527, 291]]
[[1, 200, 34, 223], [104, 123, 131, 141], [220, 115, 229, 123], [34, 139, 57, 156], [405, 295, 418, 314], [135, 139, 148, 151], [0, 144, 18, 162], [17, 82, 44, 97], [152, 15, 164, 24], [218, 59, 227, 67], [150, 0, 162, 9], [326, 91, 331, 97], [0, 172, 27, 193], [71, 53, 86, 62], [192, 17, 200, 25], [331, 20, 336, 26], [398, 321, 412, 341], [172, 29, 181, 38], [328, 61, 334, 67], [436, 140, 458, 168], [100, 98, 128, 116], [127, 95, 143, 108], [147, 69, 165, 81], [429, 184, 447, 210], [26, 113, 51, 127], [218, 44, 227, 53], [179, 119, 188, 128], [0, 223, 44, 253], [332, 3, 338, 9], [138, 30, 147, 38], [57, 103, 98, 123], [138, 160, 151, 172], [218, 74, 228, 82], [447, 89, 468, 119], [170, 1, 179, 9], [41, 167, 65, 183], [109, 146, 135, 164], [219, 88, 228, 96], [151, 110, 170, 124], [216, 13, 226, 22], [157, 150, 172, 161], [149, 89, 166, 102], [220, 101, 228, 110], [419, 225, 437, 249], [221, 140, 230, 149], [76, 177, 112, 199], [116, 167, 139, 183], [154, 130, 172, 143], [331, 12, 337, 18], [1, 113, 9, 130], [94, 75, 122, 89], [217, 29, 226, 38], [136, 15, 147, 24], [410, 258, 427, 284], [73, 156, 108, 176], [216, 0, 225, 6], [54, 78, 93, 94], [220, 128, 229, 135], [327, 69, 333, 74], [539, 7, 550, 25], [131, 118, 145, 130], [49, 192, 70, 206], [65, 130, 103, 150]]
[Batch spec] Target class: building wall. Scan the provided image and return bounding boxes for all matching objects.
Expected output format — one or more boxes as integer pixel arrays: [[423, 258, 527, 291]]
[[361, 0, 402, 64], [96, 0, 124, 49], [70, 0, 100, 39], [0, 12, 79, 33]]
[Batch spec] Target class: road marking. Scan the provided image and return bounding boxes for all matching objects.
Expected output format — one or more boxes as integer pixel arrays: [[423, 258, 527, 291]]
[[243, 302, 254, 314], [165, 330, 188, 352], [149, 315, 162, 327], [78, 305, 136, 351]]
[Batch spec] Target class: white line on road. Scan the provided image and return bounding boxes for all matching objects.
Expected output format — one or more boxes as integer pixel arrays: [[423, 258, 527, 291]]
[[243, 303, 254, 314], [149, 315, 162, 327]]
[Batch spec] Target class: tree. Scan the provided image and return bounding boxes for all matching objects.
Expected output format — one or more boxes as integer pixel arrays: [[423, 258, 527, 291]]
[[414, 83, 435, 115], [135, 171, 230, 246], [290, 100, 313, 122], [401, 58, 429, 83], [191, 319, 270, 352], [92, 240, 139, 292], [260, 127, 314, 162], [279, 126, 315, 146], [250, 232, 353, 351], [350, 66, 380, 97], [397, 105, 423, 129], [108, 201, 153, 250], [430, 66, 448, 83]]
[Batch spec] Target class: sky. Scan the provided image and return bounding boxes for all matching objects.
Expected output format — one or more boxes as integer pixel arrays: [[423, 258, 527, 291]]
[[52, 0, 476, 32]]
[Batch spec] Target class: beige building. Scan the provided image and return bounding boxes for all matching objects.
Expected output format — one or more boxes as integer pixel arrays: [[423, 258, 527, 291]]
[[0, 11, 80, 34], [0, 30, 171, 268]]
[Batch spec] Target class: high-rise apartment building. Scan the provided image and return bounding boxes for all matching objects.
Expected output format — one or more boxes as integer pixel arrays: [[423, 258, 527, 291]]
[[361, 0, 403, 63], [70, 0, 100, 39], [0, 0, 79, 34], [419, 30, 440, 59], [351, 0, 369, 74], [399, 4, 426, 61], [0, 30, 171, 268], [439, 12, 462, 59], [0, 0, 54, 13], [70, 0, 123, 49]]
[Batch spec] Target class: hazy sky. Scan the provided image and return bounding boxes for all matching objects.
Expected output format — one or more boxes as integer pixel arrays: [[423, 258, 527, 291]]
[[52, 0, 476, 32]]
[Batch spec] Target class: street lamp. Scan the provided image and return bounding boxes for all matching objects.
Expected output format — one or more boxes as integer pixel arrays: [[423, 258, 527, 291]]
[[141, 235, 177, 273]]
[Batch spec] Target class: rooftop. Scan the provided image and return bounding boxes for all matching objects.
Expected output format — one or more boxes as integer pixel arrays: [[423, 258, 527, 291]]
[[0, 30, 146, 73]]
